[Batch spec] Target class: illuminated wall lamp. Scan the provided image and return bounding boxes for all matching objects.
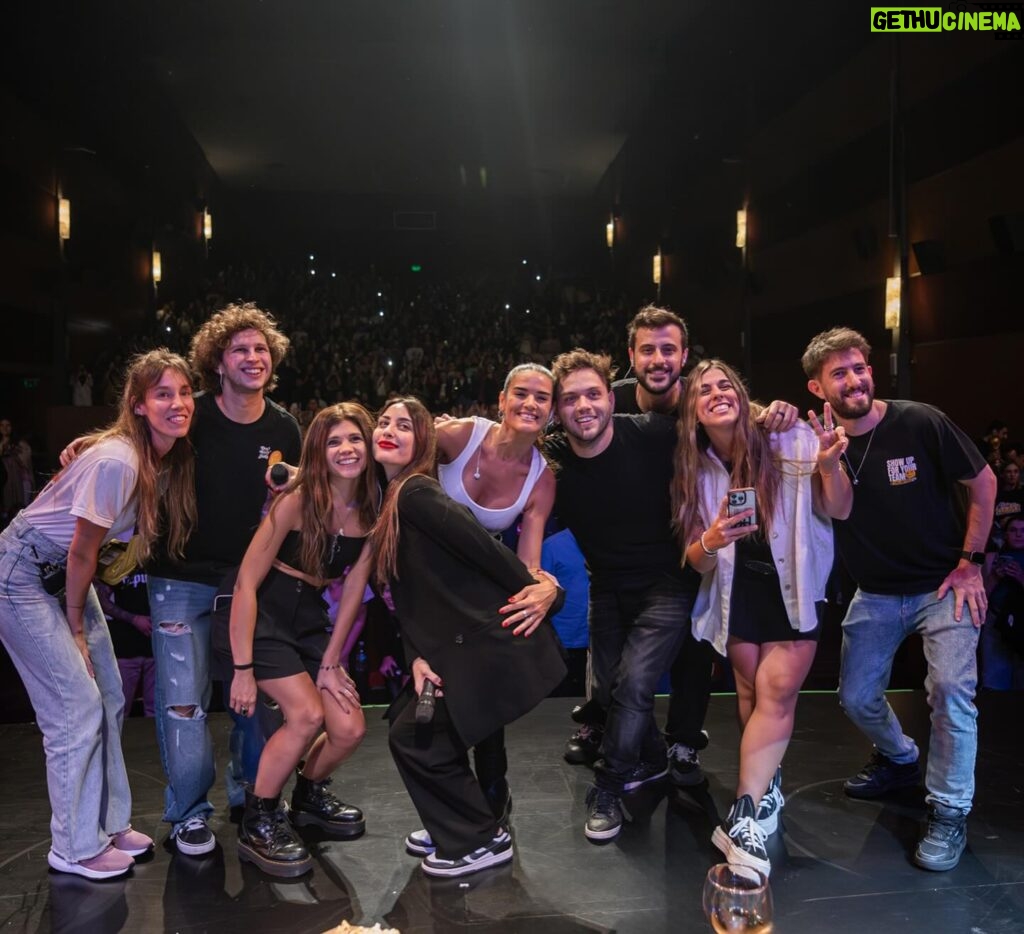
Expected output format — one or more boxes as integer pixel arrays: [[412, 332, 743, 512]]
[[884, 276, 901, 329], [736, 208, 747, 249], [203, 209, 213, 240], [605, 217, 614, 249], [59, 197, 71, 240], [152, 250, 162, 284], [652, 249, 662, 285]]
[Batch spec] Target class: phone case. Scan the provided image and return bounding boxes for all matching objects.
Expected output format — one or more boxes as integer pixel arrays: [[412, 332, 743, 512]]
[[727, 488, 757, 527]]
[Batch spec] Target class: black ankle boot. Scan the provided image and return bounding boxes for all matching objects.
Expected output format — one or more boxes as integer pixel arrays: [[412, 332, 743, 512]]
[[238, 789, 312, 877], [291, 771, 366, 838]]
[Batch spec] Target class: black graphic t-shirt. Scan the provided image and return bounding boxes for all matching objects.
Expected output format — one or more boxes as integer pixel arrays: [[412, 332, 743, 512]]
[[148, 392, 302, 585], [835, 399, 989, 595]]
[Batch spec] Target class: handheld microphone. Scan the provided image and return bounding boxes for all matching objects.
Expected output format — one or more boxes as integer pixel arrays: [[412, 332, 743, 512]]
[[270, 463, 289, 486], [415, 680, 437, 724]]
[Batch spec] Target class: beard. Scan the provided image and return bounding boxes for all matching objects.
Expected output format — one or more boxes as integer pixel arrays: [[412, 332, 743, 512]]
[[636, 368, 679, 396], [828, 382, 874, 419]]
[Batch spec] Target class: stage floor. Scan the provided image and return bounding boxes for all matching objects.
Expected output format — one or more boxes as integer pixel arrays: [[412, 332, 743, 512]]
[[0, 691, 1021, 934]]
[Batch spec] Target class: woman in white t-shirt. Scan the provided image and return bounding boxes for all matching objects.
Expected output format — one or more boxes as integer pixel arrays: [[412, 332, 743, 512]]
[[0, 349, 197, 881]]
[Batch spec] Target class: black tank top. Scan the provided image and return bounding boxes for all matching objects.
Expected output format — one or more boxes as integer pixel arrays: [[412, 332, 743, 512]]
[[276, 529, 366, 579]]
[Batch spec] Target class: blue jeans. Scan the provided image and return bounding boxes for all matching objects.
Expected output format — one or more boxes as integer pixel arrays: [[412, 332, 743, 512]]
[[149, 577, 266, 830], [0, 516, 132, 862], [589, 573, 694, 793], [839, 588, 979, 811]]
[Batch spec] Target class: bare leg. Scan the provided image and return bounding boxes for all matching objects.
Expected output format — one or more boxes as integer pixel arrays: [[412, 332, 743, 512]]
[[302, 689, 366, 782], [251, 674, 323, 798], [730, 638, 817, 802]]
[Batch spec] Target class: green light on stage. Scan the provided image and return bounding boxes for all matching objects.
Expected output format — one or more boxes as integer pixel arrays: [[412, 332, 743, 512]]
[[410, 264, 422, 272]]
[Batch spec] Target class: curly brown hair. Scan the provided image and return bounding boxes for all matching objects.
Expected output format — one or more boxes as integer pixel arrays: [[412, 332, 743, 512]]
[[189, 303, 290, 394]]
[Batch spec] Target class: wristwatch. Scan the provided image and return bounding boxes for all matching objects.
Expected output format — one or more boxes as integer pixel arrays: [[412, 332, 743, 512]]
[[959, 550, 985, 566]]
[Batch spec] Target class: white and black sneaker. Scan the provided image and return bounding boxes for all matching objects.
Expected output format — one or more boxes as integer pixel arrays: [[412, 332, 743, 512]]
[[755, 767, 785, 835], [174, 816, 216, 856], [712, 795, 771, 877], [421, 830, 513, 877], [405, 828, 436, 856]]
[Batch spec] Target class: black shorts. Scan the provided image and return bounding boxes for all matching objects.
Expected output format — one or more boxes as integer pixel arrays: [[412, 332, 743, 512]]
[[213, 567, 329, 681], [728, 543, 821, 645]]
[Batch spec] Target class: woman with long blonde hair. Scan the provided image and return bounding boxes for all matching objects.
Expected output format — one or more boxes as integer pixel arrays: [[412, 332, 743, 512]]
[[0, 349, 196, 881], [673, 358, 851, 877], [226, 402, 377, 877]]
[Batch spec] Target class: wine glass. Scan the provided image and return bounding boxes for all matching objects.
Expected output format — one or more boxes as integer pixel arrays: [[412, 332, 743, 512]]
[[702, 863, 773, 933]]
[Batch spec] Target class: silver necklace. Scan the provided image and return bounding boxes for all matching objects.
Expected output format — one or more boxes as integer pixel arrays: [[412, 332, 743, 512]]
[[473, 443, 482, 480], [842, 425, 878, 486]]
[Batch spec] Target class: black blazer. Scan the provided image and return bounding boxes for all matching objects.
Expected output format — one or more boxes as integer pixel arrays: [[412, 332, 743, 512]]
[[389, 475, 567, 747]]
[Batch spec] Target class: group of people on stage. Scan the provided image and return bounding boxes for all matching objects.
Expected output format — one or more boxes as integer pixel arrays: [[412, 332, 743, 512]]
[[0, 300, 995, 884]]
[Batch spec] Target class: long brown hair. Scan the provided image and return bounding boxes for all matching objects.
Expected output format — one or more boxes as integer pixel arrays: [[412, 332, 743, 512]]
[[672, 359, 781, 544], [369, 397, 437, 586], [274, 403, 378, 578], [73, 349, 197, 562]]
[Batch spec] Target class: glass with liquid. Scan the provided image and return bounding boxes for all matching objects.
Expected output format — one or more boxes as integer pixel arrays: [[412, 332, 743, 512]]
[[703, 863, 773, 933]]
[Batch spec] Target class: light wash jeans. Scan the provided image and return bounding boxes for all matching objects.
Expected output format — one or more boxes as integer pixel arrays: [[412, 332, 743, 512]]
[[839, 587, 979, 811], [0, 515, 132, 862], [149, 576, 265, 833]]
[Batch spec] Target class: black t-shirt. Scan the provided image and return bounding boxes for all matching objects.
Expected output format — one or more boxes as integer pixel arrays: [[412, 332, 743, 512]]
[[835, 400, 989, 595], [610, 376, 686, 416], [107, 571, 152, 658], [545, 413, 697, 590], [148, 392, 302, 585]]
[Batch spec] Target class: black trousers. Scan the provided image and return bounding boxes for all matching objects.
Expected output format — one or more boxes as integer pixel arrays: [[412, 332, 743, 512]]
[[388, 693, 497, 859], [664, 630, 715, 749]]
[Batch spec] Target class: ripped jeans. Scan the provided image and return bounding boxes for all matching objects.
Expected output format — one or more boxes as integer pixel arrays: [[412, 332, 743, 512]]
[[150, 577, 265, 832]]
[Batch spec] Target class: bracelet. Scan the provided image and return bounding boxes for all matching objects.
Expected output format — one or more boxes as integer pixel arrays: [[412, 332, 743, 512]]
[[699, 532, 719, 558], [233, 662, 255, 670], [319, 663, 342, 671], [66, 604, 84, 610]]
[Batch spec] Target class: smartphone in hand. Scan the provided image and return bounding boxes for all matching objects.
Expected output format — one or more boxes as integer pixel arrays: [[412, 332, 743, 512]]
[[727, 488, 757, 527]]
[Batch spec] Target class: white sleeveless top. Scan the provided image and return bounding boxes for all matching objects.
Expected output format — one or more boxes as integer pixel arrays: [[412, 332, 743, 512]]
[[438, 417, 546, 533]]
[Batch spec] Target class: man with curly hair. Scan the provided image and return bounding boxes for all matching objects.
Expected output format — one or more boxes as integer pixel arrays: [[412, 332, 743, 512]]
[[149, 303, 302, 857]]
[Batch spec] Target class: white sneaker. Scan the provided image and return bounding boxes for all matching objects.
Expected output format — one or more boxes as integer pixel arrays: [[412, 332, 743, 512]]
[[47, 845, 134, 880], [405, 828, 435, 856], [755, 768, 785, 835]]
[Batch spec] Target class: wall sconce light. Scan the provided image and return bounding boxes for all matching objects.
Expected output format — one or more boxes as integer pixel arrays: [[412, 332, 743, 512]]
[[736, 208, 747, 250], [152, 250, 162, 284], [652, 249, 662, 285], [605, 217, 614, 249], [59, 197, 71, 240], [203, 209, 213, 240], [884, 276, 901, 329]]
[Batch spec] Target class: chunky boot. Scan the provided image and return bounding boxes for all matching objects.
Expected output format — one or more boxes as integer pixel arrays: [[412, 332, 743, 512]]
[[290, 772, 366, 838], [238, 789, 312, 877]]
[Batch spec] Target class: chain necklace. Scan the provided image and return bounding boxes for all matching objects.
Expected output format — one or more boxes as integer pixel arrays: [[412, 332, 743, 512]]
[[842, 424, 878, 486]]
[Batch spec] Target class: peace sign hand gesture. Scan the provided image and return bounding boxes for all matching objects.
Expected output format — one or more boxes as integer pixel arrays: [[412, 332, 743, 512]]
[[808, 402, 848, 476]]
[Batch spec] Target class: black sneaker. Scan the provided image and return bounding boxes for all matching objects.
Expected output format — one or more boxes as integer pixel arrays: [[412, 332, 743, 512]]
[[584, 787, 626, 842], [174, 816, 216, 856], [421, 830, 513, 877], [711, 795, 771, 877], [844, 751, 921, 799], [570, 699, 604, 726], [622, 759, 669, 792], [913, 803, 968, 871], [667, 742, 705, 786], [564, 724, 603, 765]]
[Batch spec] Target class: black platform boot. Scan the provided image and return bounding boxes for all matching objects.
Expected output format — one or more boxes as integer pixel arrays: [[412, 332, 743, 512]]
[[238, 789, 312, 877], [290, 771, 366, 838]]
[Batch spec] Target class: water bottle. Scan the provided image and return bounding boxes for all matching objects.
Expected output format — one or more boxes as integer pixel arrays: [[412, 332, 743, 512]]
[[352, 640, 368, 695]]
